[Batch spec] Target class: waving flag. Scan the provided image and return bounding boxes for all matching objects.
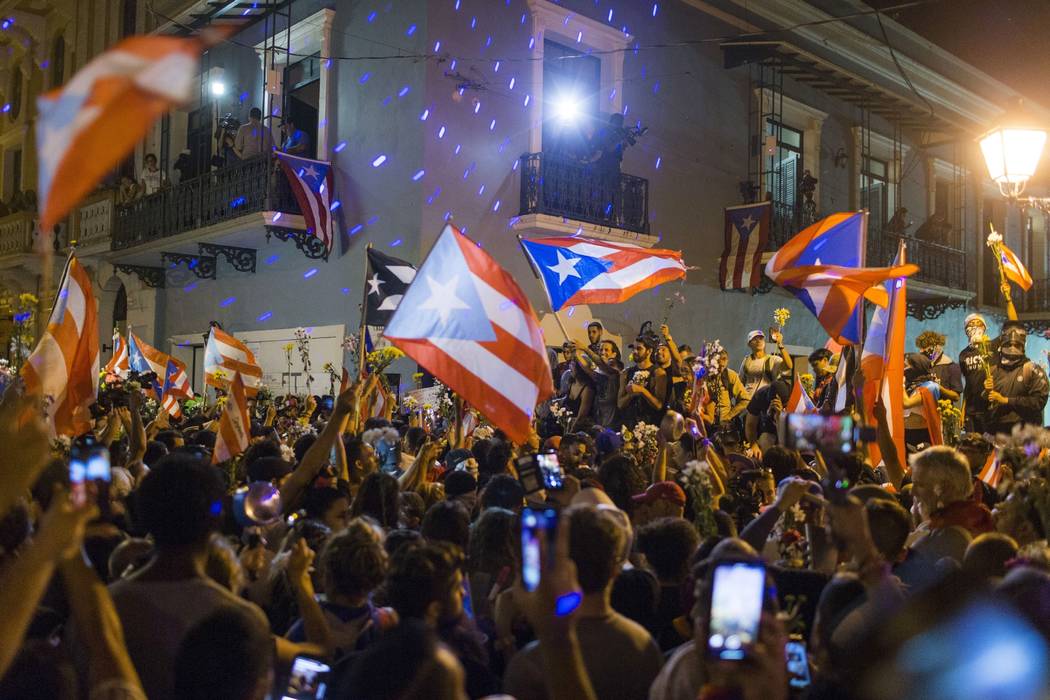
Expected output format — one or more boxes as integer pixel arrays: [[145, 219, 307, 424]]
[[275, 152, 334, 253], [104, 331, 129, 379], [160, 358, 192, 418], [860, 241, 907, 470], [977, 452, 1003, 488], [999, 241, 1033, 291], [128, 332, 169, 395], [21, 255, 99, 436], [386, 224, 553, 444], [204, 327, 263, 396], [765, 212, 918, 345], [719, 202, 770, 290], [785, 374, 816, 413], [212, 372, 250, 464], [37, 35, 212, 232], [519, 235, 686, 311], [366, 247, 417, 326]]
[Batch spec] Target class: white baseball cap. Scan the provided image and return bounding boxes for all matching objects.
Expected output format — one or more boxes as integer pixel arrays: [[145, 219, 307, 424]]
[[747, 330, 765, 343], [964, 313, 987, 328]]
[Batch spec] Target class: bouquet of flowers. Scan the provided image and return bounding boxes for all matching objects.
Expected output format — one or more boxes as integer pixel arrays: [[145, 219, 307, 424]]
[[937, 399, 963, 446], [402, 395, 419, 412], [630, 369, 651, 386], [679, 459, 718, 538], [799, 373, 815, 396], [366, 346, 405, 375], [183, 395, 206, 417], [621, 422, 660, 468], [773, 307, 791, 329], [294, 328, 313, 394]]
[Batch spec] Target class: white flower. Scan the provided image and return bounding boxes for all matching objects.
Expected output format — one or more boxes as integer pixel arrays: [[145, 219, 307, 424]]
[[986, 231, 1003, 245], [631, 370, 650, 385]]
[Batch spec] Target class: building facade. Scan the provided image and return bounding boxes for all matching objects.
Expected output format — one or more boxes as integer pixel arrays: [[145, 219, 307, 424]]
[[1, 0, 1049, 410]]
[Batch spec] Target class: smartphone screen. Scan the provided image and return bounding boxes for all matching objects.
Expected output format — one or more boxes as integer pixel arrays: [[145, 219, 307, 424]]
[[536, 453, 564, 490], [786, 639, 812, 689], [521, 508, 556, 592], [70, 444, 110, 508], [70, 454, 88, 506], [707, 561, 766, 661], [781, 413, 854, 454], [282, 655, 331, 700]]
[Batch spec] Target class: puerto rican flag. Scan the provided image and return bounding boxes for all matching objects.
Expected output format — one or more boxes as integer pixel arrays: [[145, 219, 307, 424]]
[[785, 373, 816, 413], [204, 326, 263, 397], [999, 240, 1033, 292], [719, 202, 770, 290], [213, 372, 250, 464], [977, 452, 1003, 489], [104, 331, 130, 380], [275, 152, 334, 253], [160, 357, 192, 418], [519, 235, 687, 311], [128, 332, 170, 395], [386, 224, 554, 444]]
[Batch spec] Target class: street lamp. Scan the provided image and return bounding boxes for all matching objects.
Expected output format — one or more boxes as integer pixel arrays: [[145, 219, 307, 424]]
[[979, 100, 1047, 199]]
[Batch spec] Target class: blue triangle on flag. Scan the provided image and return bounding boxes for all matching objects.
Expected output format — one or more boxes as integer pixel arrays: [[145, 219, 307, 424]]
[[521, 239, 612, 311]]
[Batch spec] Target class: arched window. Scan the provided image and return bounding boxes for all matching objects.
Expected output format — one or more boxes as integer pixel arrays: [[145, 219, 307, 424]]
[[121, 0, 137, 38], [51, 35, 65, 88]]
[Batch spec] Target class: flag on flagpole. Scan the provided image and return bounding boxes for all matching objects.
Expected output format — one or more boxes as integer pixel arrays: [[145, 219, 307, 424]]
[[386, 224, 554, 444], [366, 248, 417, 326], [21, 255, 99, 436], [37, 35, 213, 233], [977, 452, 1002, 488], [275, 152, 335, 253], [785, 373, 816, 413], [833, 344, 856, 414], [104, 331, 129, 379], [765, 212, 918, 345], [128, 332, 169, 380], [999, 241, 1033, 291], [213, 372, 251, 464], [204, 327, 263, 397], [719, 202, 770, 290], [160, 357, 192, 418], [519, 235, 687, 311], [860, 241, 908, 470]]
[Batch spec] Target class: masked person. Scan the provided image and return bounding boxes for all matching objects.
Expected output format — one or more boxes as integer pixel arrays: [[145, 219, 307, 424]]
[[916, 330, 962, 403], [959, 313, 997, 432], [983, 321, 1049, 435], [902, 353, 943, 449]]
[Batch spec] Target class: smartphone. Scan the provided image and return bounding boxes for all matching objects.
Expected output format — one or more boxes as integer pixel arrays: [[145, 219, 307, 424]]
[[706, 560, 767, 661], [521, 508, 557, 592], [516, 453, 564, 494], [282, 655, 331, 700], [321, 396, 334, 411], [70, 441, 111, 511], [786, 637, 812, 690], [780, 413, 855, 454]]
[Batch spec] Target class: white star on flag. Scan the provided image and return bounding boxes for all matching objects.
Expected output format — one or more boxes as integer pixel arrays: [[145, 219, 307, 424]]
[[418, 274, 470, 325], [547, 251, 582, 285], [303, 164, 319, 180], [367, 274, 385, 296]]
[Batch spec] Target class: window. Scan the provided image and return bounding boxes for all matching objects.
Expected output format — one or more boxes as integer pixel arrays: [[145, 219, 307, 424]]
[[542, 39, 601, 157], [764, 120, 803, 209], [8, 66, 21, 121], [861, 156, 889, 233], [50, 35, 65, 88]]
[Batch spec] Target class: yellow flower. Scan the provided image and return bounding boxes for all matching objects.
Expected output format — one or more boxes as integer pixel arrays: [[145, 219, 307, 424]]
[[18, 293, 38, 307], [773, 308, 791, 328], [282, 342, 294, 353]]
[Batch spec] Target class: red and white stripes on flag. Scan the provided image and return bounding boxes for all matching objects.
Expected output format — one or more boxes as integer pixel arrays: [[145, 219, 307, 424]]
[[999, 240, 1033, 291], [212, 372, 250, 464], [786, 374, 816, 413], [104, 331, 129, 379], [204, 327, 263, 397], [274, 152, 334, 253], [719, 202, 770, 290], [977, 452, 1003, 488], [21, 255, 99, 436], [161, 358, 192, 418]]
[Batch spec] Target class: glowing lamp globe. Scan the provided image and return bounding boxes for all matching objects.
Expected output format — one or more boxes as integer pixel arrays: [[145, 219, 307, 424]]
[[552, 93, 581, 125], [979, 102, 1047, 198]]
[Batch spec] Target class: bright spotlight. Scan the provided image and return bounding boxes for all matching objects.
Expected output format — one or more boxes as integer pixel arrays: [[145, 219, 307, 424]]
[[553, 93, 581, 124], [210, 80, 226, 97]]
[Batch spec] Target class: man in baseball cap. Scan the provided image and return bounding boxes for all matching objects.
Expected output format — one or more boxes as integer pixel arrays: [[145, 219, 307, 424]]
[[631, 481, 686, 525]]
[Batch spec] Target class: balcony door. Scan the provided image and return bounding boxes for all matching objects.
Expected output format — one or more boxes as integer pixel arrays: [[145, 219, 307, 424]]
[[861, 156, 889, 236], [283, 54, 320, 159], [542, 39, 600, 158]]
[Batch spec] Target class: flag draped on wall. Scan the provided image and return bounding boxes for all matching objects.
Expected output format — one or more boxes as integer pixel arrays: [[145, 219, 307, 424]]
[[719, 202, 770, 291], [275, 152, 335, 253], [21, 255, 99, 436], [519, 235, 687, 311], [386, 224, 553, 444]]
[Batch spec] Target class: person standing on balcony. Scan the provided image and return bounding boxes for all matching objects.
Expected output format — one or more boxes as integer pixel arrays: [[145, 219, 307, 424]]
[[139, 153, 164, 197], [234, 108, 273, 160], [280, 117, 311, 157], [739, 329, 792, 398], [916, 330, 962, 403]]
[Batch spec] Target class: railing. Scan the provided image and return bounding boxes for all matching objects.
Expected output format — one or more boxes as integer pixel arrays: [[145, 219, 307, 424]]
[[1020, 278, 1050, 314], [112, 155, 301, 251], [867, 231, 970, 291], [518, 152, 649, 234], [0, 211, 36, 258], [72, 191, 115, 248]]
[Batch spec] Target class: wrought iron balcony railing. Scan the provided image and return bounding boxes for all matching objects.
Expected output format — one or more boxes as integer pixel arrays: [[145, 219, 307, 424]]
[[518, 152, 649, 234], [112, 155, 301, 251], [867, 231, 970, 292], [1020, 278, 1050, 314]]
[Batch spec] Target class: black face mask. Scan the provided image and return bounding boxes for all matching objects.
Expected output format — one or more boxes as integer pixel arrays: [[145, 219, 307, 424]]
[[999, 328, 1028, 369]]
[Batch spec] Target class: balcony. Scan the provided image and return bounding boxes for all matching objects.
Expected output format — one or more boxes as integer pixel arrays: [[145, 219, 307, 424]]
[[0, 211, 37, 262], [518, 152, 649, 236], [112, 155, 301, 251], [867, 231, 970, 292]]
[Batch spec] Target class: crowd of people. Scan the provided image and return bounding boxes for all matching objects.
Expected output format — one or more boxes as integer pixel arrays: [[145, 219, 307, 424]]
[[2, 310, 1049, 700]]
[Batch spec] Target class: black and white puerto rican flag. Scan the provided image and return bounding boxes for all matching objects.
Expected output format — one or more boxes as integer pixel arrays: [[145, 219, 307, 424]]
[[366, 248, 417, 326]]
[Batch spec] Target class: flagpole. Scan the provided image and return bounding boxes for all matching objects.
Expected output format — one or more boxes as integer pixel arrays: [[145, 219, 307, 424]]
[[358, 243, 372, 379], [516, 234, 572, 343], [988, 224, 1019, 321]]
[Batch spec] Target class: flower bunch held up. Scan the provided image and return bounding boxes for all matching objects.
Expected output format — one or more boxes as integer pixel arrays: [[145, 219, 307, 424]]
[[294, 327, 313, 394], [938, 399, 963, 446], [621, 422, 660, 469]]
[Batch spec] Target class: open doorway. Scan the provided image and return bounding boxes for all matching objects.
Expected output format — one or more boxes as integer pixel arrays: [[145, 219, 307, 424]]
[[283, 54, 319, 158]]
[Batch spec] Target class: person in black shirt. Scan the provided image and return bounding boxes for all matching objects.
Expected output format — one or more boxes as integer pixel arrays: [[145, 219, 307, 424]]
[[959, 313, 997, 433], [808, 348, 839, 415], [916, 330, 962, 403], [745, 374, 792, 450], [984, 321, 1049, 435]]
